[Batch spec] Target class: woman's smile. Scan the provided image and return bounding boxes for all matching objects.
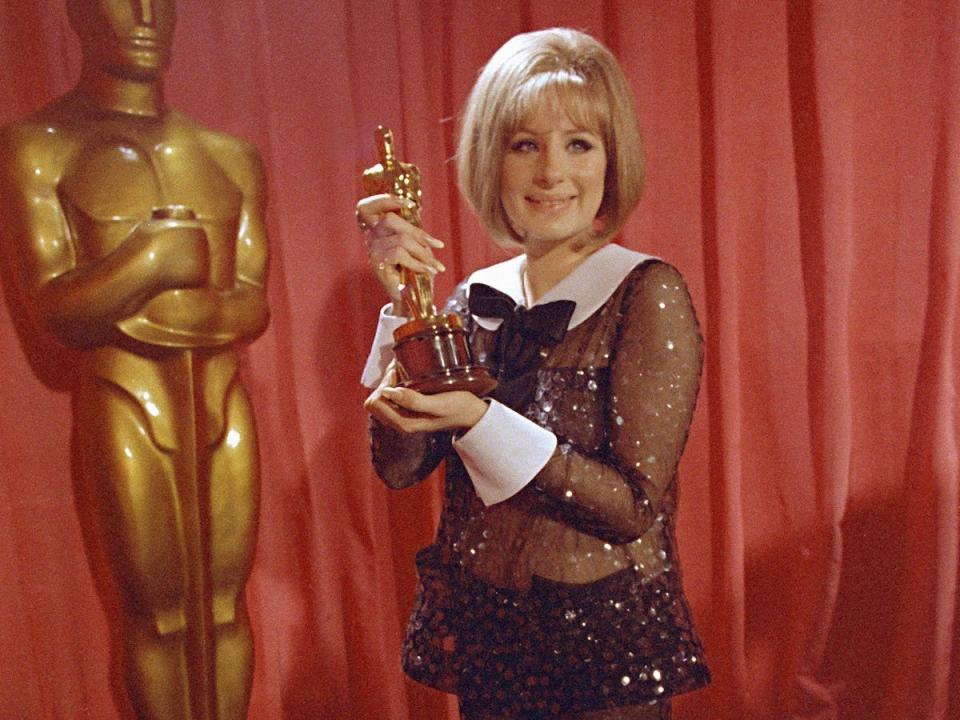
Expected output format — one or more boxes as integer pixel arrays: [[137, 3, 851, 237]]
[[525, 194, 577, 210], [500, 102, 606, 248]]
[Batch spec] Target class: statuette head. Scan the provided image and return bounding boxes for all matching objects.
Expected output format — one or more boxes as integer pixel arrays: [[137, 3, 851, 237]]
[[67, 0, 176, 80]]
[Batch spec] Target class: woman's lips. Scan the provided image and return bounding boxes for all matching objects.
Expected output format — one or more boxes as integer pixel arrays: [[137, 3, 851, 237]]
[[525, 195, 575, 211]]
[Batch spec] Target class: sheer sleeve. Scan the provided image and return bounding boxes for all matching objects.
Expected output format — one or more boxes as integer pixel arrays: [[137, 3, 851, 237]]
[[529, 262, 703, 544], [369, 418, 451, 489]]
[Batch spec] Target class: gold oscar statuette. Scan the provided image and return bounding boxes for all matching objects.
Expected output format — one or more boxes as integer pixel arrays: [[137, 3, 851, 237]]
[[0, 1, 269, 718], [362, 126, 496, 396]]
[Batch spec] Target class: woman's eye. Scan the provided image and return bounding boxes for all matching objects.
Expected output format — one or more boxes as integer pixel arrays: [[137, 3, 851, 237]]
[[569, 138, 594, 152], [510, 139, 538, 152]]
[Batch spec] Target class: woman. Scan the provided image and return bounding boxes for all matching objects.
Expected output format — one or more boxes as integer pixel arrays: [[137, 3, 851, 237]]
[[357, 28, 709, 720]]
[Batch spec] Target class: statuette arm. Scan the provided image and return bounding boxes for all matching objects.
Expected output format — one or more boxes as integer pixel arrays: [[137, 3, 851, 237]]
[[0, 127, 207, 347], [117, 138, 270, 347]]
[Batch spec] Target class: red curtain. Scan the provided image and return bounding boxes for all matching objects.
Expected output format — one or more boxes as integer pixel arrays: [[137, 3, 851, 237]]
[[1, 1, 958, 718]]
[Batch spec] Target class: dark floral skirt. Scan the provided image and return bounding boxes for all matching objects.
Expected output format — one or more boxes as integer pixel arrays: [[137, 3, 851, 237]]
[[402, 545, 710, 719]]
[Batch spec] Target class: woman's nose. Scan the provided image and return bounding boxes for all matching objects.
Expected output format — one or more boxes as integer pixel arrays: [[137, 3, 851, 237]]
[[534, 145, 564, 186]]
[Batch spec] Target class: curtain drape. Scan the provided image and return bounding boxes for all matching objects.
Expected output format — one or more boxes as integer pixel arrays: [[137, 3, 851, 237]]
[[0, 1, 957, 718]]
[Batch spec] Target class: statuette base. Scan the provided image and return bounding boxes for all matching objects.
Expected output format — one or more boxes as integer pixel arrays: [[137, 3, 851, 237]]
[[393, 314, 497, 396]]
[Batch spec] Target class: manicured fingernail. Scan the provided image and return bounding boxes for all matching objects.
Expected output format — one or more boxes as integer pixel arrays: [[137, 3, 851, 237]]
[[436, 262, 446, 272], [427, 236, 445, 248], [382, 387, 400, 397]]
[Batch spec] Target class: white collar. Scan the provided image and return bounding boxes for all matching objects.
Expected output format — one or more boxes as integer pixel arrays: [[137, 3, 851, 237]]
[[466, 243, 657, 331]]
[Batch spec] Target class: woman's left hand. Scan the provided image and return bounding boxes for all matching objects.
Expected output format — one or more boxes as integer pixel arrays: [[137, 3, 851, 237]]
[[366, 380, 489, 434]]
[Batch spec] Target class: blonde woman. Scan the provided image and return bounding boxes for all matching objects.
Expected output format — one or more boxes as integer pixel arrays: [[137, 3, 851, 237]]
[[358, 28, 710, 720]]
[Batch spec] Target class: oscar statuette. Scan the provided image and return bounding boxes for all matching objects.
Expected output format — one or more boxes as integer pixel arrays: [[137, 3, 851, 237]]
[[362, 126, 496, 396]]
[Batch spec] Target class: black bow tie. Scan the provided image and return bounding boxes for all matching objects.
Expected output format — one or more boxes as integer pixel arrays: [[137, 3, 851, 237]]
[[468, 283, 576, 346], [468, 283, 576, 410]]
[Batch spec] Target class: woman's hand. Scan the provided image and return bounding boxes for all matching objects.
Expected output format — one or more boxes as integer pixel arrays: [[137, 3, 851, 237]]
[[365, 363, 489, 434], [356, 194, 446, 306]]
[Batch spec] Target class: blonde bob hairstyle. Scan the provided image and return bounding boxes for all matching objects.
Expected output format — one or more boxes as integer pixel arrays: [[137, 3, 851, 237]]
[[457, 28, 644, 248]]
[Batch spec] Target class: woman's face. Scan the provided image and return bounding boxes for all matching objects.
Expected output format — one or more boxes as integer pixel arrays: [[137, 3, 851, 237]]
[[499, 100, 607, 249]]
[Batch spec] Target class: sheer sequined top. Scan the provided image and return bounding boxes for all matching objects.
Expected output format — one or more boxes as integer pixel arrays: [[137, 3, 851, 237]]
[[369, 251, 709, 717]]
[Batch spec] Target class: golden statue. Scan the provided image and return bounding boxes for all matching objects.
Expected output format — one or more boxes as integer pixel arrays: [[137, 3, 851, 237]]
[[362, 125, 435, 318], [0, 1, 269, 719], [361, 126, 496, 396]]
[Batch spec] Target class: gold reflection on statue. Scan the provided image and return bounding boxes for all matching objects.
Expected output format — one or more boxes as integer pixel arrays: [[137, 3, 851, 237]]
[[0, 1, 268, 719]]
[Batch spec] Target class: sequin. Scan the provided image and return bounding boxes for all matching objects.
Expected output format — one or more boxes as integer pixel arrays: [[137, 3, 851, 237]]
[[372, 260, 709, 718]]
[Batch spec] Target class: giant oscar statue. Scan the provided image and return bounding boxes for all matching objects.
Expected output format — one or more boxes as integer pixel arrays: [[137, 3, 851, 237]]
[[0, 2, 268, 719]]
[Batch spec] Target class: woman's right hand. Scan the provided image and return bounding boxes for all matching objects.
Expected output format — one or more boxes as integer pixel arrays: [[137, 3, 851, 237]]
[[356, 193, 446, 306]]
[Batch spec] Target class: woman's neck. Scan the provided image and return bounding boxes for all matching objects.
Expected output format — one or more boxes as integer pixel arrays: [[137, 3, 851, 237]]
[[523, 237, 606, 304]]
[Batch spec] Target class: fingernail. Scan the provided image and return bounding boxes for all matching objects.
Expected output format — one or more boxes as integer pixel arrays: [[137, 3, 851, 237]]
[[382, 387, 400, 397], [428, 236, 445, 248], [436, 262, 446, 272]]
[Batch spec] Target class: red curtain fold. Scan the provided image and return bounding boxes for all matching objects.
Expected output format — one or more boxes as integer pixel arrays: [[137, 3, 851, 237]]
[[0, 1, 957, 718]]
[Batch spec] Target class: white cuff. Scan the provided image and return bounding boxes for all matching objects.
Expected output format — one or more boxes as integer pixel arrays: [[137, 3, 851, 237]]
[[360, 305, 408, 388], [452, 400, 557, 506]]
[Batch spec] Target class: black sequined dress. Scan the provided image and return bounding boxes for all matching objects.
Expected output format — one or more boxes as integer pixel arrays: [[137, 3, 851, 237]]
[[369, 249, 710, 719]]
